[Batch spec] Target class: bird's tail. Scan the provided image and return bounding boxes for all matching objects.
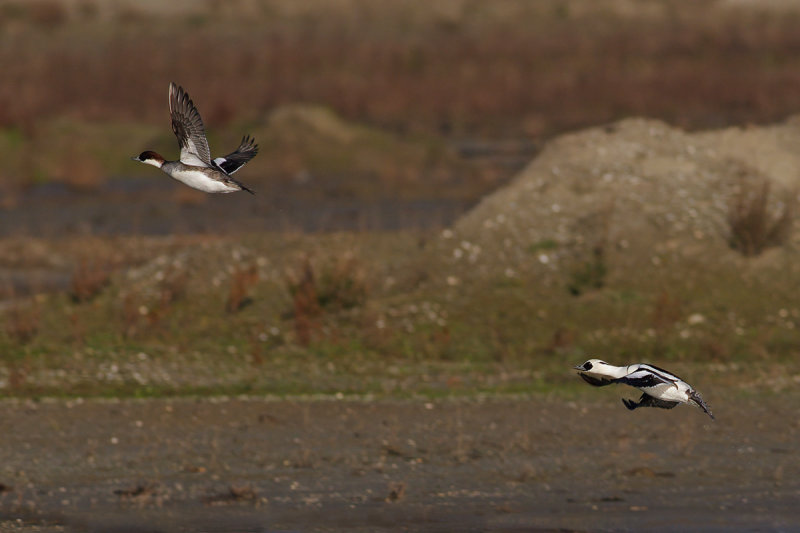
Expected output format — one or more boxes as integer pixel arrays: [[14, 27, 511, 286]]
[[230, 176, 255, 195], [688, 390, 715, 420], [238, 182, 256, 195]]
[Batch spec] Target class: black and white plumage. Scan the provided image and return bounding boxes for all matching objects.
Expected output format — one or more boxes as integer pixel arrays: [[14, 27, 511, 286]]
[[212, 135, 259, 176], [132, 83, 258, 194], [574, 359, 714, 420]]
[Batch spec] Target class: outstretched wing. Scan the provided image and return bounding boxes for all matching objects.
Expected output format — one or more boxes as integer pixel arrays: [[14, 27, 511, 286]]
[[169, 82, 212, 167], [615, 368, 673, 389], [641, 363, 685, 382], [623, 394, 679, 411], [212, 135, 259, 175], [578, 373, 615, 387]]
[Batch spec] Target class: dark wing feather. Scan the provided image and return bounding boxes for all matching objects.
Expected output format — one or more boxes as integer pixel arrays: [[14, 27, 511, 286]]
[[169, 82, 212, 167], [623, 393, 679, 411], [640, 396, 679, 410], [640, 363, 684, 382], [616, 370, 672, 389], [578, 373, 615, 387], [622, 398, 638, 410], [213, 135, 259, 175]]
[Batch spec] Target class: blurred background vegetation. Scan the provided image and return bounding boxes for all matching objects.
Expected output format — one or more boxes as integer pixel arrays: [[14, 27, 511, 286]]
[[0, 0, 799, 397]]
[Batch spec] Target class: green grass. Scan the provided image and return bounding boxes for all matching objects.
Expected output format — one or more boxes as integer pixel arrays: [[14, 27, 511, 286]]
[[1, 231, 797, 399], [527, 239, 559, 253]]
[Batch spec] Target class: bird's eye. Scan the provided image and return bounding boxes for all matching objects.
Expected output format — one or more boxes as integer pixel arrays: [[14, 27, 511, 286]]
[[584, 362, 593, 370]]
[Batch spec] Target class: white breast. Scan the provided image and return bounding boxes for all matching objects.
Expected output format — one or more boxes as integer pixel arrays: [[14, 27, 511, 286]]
[[168, 168, 237, 193]]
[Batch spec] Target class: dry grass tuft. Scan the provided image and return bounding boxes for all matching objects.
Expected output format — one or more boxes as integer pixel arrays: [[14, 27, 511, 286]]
[[4, 300, 40, 344], [286, 256, 322, 346], [70, 259, 112, 303], [227, 265, 259, 313], [727, 175, 796, 257], [285, 252, 368, 345], [316, 253, 368, 311]]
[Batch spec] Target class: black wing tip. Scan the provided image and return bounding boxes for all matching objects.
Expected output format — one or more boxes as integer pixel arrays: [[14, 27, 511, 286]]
[[240, 135, 259, 153], [621, 398, 637, 411]]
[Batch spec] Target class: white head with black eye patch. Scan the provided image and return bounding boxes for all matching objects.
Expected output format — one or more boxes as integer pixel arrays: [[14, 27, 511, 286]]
[[574, 359, 610, 372]]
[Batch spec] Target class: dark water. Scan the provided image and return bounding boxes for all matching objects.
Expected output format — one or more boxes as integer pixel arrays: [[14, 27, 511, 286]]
[[2, 137, 541, 238], [0, 177, 473, 237]]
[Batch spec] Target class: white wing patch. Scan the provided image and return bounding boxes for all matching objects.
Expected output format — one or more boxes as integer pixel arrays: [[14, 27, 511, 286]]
[[213, 135, 259, 175], [180, 140, 211, 168]]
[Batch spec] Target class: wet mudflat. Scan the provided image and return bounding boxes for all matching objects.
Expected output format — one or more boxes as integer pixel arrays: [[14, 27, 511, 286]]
[[0, 392, 797, 533]]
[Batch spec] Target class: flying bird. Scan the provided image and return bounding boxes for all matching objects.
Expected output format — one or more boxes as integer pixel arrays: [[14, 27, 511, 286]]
[[574, 359, 714, 419], [132, 82, 257, 194]]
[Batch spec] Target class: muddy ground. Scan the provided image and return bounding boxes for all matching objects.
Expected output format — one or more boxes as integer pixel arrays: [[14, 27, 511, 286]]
[[0, 391, 797, 532]]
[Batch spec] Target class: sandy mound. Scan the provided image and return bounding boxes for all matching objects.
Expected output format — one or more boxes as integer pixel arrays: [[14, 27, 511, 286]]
[[443, 117, 799, 284], [258, 104, 460, 195], [267, 105, 363, 144]]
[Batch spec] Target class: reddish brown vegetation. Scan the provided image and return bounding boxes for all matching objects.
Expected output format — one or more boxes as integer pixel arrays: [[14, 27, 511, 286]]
[[2, 5, 800, 138], [286, 257, 322, 347], [70, 259, 112, 303], [285, 253, 368, 345], [227, 265, 259, 313], [4, 301, 40, 344]]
